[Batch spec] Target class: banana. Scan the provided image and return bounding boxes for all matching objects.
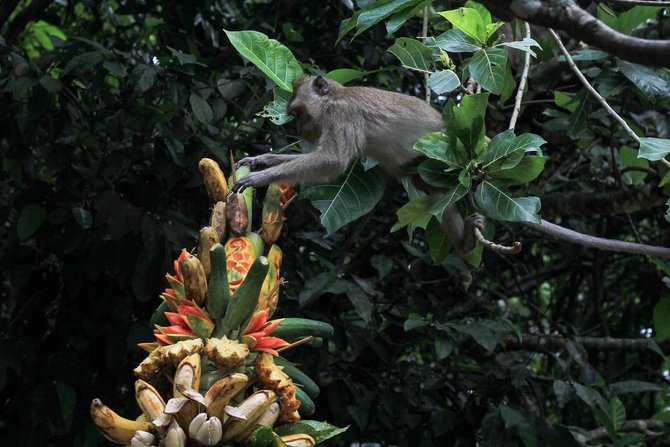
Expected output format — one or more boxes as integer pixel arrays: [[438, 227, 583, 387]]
[[173, 353, 202, 430], [90, 398, 153, 445], [130, 430, 154, 447], [189, 413, 222, 446], [199, 158, 229, 203], [178, 255, 208, 305], [281, 433, 317, 447], [165, 420, 186, 447], [235, 401, 280, 441], [209, 201, 227, 244], [135, 379, 166, 423], [197, 226, 219, 279], [204, 372, 249, 420], [222, 390, 276, 442]]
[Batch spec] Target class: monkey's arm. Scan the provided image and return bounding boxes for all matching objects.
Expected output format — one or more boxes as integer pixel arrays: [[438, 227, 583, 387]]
[[236, 153, 301, 169], [232, 150, 350, 192]]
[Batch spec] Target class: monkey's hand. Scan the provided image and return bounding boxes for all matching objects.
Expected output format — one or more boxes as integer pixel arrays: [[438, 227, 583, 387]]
[[236, 156, 266, 170], [232, 171, 269, 193]]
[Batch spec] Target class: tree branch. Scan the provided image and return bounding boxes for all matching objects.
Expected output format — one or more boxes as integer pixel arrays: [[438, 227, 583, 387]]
[[501, 333, 667, 352], [539, 188, 664, 218], [509, 21, 532, 131], [477, 0, 670, 68], [573, 419, 666, 445]]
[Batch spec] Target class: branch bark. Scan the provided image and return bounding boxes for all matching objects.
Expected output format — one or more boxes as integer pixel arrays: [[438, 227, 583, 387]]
[[477, 0, 670, 68], [501, 333, 668, 352], [539, 188, 664, 219]]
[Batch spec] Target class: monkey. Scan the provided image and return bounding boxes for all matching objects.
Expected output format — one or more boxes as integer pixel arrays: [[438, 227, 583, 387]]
[[233, 75, 477, 253]]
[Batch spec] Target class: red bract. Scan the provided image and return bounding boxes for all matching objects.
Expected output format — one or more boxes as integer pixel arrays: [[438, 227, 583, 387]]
[[243, 309, 288, 355]]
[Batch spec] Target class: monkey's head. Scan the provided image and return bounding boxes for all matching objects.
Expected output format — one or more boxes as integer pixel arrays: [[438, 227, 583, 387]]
[[286, 75, 335, 143]]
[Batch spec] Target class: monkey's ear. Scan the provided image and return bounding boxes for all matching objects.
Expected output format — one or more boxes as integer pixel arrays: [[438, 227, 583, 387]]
[[312, 75, 330, 96]]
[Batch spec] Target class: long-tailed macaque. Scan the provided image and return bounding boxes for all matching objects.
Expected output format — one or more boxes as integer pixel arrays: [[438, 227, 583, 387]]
[[233, 75, 476, 253]]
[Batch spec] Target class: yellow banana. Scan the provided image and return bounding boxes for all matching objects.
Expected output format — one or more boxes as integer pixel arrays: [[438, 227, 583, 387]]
[[209, 201, 227, 241], [197, 226, 219, 279], [90, 398, 152, 445], [173, 353, 202, 430], [204, 372, 249, 420], [236, 401, 280, 441], [199, 158, 229, 203], [222, 390, 276, 442], [179, 255, 208, 305], [135, 379, 166, 423], [281, 433, 317, 447]]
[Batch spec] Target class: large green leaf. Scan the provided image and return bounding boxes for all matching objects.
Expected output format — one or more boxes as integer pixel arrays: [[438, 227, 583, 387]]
[[388, 37, 433, 73], [443, 93, 489, 154], [224, 30, 302, 91], [430, 180, 470, 216], [494, 156, 546, 185], [356, 0, 417, 38], [610, 380, 662, 395], [386, 0, 428, 35], [326, 68, 367, 84], [189, 92, 213, 125], [428, 70, 461, 94], [639, 138, 670, 161], [17, 204, 47, 240], [474, 181, 541, 223], [499, 37, 541, 58], [274, 420, 349, 444], [617, 60, 670, 97], [302, 164, 386, 235], [469, 47, 511, 96], [434, 29, 481, 53], [439, 8, 486, 43], [413, 132, 450, 163], [482, 130, 546, 171], [417, 159, 457, 188], [258, 88, 292, 125], [394, 196, 433, 231], [598, 5, 661, 34], [426, 217, 450, 263]]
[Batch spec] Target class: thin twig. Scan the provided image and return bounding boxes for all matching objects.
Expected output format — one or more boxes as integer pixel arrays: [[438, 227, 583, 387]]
[[422, 6, 430, 103], [549, 29, 670, 169], [474, 227, 522, 254], [509, 22, 532, 131]]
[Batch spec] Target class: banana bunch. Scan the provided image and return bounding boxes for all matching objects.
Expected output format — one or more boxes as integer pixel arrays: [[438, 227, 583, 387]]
[[92, 157, 341, 446]]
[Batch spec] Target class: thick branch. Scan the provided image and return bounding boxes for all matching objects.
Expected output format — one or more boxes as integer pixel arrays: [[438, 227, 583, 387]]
[[573, 419, 666, 444], [501, 333, 668, 352], [478, 0, 670, 68], [524, 219, 670, 258], [540, 189, 664, 218]]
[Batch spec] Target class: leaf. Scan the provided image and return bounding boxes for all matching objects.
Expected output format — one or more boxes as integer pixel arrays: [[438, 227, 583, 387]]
[[224, 30, 302, 91], [386, 0, 428, 35], [598, 5, 661, 34], [474, 181, 541, 223], [569, 48, 610, 61], [371, 255, 393, 278], [494, 156, 546, 185], [394, 196, 433, 230], [617, 59, 670, 97], [653, 297, 670, 340], [354, 0, 416, 38], [639, 138, 670, 161], [189, 92, 214, 125], [435, 334, 454, 360], [610, 380, 662, 395], [258, 88, 292, 125], [430, 181, 470, 216], [469, 47, 510, 96], [301, 164, 386, 235], [167, 47, 206, 66], [482, 130, 547, 171], [660, 171, 670, 187], [17, 204, 47, 240], [274, 420, 349, 444], [71, 207, 93, 229], [619, 146, 648, 185], [426, 217, 450, 264], [417, 159, 457, 188], [566, 91, 592, 138], [345, 282, 374, 324], [439, 8, 486, 43], [404, 313, 428, 331], [610, 397, 626, 430], [135, 65, 157, 93], [413, 132, 451, 163], [449, 322, 497, 351], [573, 383, 608, 412], [499, 37, 541, 58], [428, 70, 461, 94], [434, 29, 481, 53], [553, 380, 574, 406], [388, 37, 433, 73], [326, 68, 367, 84], [443, 93, 489, 154]]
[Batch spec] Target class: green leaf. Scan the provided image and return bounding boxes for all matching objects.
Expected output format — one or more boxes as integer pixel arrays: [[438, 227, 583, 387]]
[[282, 22, 304, 42], [258, 88, 292, 125], [354, 0, 416, 38], [483, 130, 547, 171], [442, 93, 489, 154], [439, 8, 486, 43], [435, 334, 454, 360], [569, 48, 610, 61], [224, 30, 303, 91], [386, 0, 428, 35], [302, 164, 386, 235], [189, 92, 214, 125], [426, 217, 450, 263], [247, 425, 276, 447], [610, 380, 662, 395], [469, 47, 510, 96], [394, 196, 433, 230], [598, 5, 661, 34], [499, 37, 541, 58], [404, 312, 428, 331], [428, 70, 461, 94], [326, 68, 367, 84], [573, 383, 608, 411], [167, 47, 206, 66], [434, 29, 481, 53], [494, 156, 546, 185], [135, 65, 157, 93], [71, 207, 92, 229], [17, 204, 46, 240], [186, 314, 214, 339], [610, 397, 626, 430], [430, 181, 470, 216], [474, 181, 541, 223], [449, 322, 497, 351], [654, 297, 670, 340], [274, 420, 349, 444], [639, 138, 670, 161], [660, 171, 670, 187], [617, 60, 670, 97], [417, 159, 457, 188], [371, 255, 393, 278], [619, 146, 648, 184], [388, 37, 433, 73], [413, 132, 450, 163], [566, 91, 592, 138]]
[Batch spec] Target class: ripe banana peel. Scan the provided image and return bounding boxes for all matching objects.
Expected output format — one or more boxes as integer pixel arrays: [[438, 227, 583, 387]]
[[135, 379, 166, 423], [90, 398, 152, 444], [222, 390, 277, 442], [204, 372, 249, 420], [199, 158, 229, 203]]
